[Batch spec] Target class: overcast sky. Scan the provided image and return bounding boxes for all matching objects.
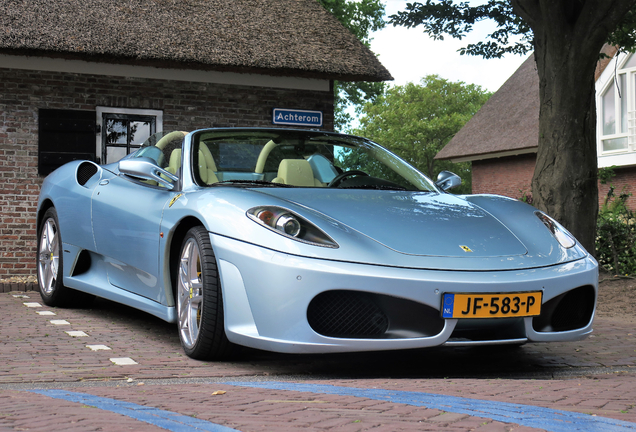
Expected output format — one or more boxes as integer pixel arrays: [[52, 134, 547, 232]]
[[370, 0, 531, 92]]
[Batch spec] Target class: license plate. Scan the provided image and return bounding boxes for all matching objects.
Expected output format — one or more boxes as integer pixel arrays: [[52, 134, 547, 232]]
[[441, 291, 542, 319]]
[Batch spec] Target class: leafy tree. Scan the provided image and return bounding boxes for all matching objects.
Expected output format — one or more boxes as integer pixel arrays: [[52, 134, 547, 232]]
[[390, 0, 636, 253], [352, 75, 491, 194], [318, 0, 387, 131]]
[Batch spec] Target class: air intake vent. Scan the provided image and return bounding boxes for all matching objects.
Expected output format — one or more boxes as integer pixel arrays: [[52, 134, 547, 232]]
[[533, 285, 595, 332], [77, 162, 98, 186], [307, 290, 389, 338]]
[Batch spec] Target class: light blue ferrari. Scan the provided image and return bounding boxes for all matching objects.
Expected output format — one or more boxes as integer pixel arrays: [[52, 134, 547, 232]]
[[36, 128, 598, 360]]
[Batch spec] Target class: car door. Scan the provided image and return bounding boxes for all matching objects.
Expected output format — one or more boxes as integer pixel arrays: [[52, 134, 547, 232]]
[[91, 175, 171, 302]]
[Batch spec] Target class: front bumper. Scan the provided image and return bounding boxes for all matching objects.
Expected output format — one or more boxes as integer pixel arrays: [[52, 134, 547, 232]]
[[212, 234, 598, 354]]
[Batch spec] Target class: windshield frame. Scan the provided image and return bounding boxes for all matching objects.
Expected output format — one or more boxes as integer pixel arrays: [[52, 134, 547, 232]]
[[176, 128, 441, 192], [187, 128, 439, 192]]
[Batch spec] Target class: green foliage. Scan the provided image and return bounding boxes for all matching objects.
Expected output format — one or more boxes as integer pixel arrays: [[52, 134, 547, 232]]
[[596, 165, 636, 275], [389, 0, 532, 59], [352, 75, 491, 194], [335, 81, 387, 132], [596, 190, 636, 276], [519, 189, 533, 204], [607, 7, 636, 54], [318, 0, 387, 130], [319, 0, 386, 42], [598, 166, 617, 185], [389, 1, 636, 60]]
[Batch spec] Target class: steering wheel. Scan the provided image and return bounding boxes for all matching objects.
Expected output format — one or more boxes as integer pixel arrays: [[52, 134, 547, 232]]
[[328, 170, 369, 187]]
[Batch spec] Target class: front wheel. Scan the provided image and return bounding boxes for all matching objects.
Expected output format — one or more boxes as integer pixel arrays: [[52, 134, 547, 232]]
[[37, 207, 94, 307], [176, 226, 235, 360]]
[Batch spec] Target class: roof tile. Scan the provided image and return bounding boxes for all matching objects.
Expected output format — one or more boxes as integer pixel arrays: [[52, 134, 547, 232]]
[[436, 55, 539, 161]]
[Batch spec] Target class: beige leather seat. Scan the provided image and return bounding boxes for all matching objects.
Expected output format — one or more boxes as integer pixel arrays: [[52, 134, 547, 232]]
[[165, 149, 181, 176], [198, 143, 219, 184], [154, 149, 181, 187], [273, 159, 323, 187]]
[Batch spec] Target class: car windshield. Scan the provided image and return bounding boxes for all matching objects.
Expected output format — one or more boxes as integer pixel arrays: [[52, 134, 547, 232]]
[[189, 129, 438, 191]]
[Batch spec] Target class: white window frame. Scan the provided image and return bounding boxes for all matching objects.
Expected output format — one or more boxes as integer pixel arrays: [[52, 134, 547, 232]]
[[599, 67, 629, 152], [96, 107, 163, 164]]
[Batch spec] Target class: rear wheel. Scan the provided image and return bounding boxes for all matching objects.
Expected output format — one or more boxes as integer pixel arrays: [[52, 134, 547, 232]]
[[177, 226, 234, 360]]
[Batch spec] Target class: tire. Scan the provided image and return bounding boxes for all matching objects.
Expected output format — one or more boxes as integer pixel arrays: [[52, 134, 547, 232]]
[[36, 208, 67, 306], [37, 208, 94, 307], [176, 226, 235, 360]]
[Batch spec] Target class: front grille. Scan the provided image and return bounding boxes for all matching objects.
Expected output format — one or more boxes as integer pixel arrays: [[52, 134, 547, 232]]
[[77, 162, 98, 186], [307, 290, 389, 338]]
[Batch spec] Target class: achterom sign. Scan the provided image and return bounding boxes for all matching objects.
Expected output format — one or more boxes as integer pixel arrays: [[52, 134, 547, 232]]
[[272, 108, 323, 127]]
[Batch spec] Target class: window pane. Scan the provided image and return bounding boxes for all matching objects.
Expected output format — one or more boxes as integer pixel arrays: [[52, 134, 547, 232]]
[[602, 81, 616, 135], [105, 119, 127, 144], [218, 143, 262, 171], [106, 146, 128, 164], [624, 53, 636, 69], [620, 74, 627, 133], [130, 121, 152, 145], [602, 137, 628, 152]]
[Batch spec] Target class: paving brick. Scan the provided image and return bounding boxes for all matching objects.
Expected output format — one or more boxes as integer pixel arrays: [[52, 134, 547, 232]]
[[2, 292, 636, 431], [472, 422, 516, 432], [427, 412, 470, 423]]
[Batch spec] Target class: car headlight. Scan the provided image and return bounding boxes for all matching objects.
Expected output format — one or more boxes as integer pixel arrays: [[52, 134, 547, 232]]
[[247, 206, 338, 248], [535, 211, 576, 249]]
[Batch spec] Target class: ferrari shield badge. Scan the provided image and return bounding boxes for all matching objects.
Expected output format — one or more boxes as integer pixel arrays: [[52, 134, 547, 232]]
[[169, 193, 184, 208], [460, 245, 473, 253]]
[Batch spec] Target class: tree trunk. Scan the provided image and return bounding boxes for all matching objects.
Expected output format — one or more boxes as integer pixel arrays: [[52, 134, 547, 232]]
[[532, 46, 599, 253], [512, 0, 636, 254]]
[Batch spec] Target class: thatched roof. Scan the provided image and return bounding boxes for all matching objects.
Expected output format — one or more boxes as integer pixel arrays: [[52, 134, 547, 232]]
[[435, 55, 539, 162], [0, 0, 392, 82], [437, 45, 618, 163]]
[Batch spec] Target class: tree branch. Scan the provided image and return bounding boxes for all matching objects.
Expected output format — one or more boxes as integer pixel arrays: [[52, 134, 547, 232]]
[[511, 0, 541, 28], [577, 0, 636, 49]]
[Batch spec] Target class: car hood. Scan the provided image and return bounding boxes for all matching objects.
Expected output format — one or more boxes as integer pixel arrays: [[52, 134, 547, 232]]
[[254, 189, 527, 258]]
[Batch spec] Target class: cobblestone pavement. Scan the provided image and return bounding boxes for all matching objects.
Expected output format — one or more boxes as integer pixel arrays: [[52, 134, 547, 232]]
[[1, 292, 635, 431]]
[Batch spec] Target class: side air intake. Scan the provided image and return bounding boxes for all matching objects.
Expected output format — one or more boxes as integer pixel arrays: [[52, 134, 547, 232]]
[[77, 162, 98, 186]]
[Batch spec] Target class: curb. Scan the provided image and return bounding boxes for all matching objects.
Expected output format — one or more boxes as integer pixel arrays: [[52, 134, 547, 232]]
[[0, 283, 37, 293]]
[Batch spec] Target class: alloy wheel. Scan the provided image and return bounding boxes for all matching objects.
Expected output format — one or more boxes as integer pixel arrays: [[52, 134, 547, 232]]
[[177, 237, 203, 349], [38, 217, 60, 295]]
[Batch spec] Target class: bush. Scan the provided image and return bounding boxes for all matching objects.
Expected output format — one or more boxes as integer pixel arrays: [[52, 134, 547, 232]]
[[595, 188, 636, 276]]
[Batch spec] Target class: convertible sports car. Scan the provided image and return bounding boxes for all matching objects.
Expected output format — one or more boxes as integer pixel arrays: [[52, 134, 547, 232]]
[[37, 128, 598, 360]]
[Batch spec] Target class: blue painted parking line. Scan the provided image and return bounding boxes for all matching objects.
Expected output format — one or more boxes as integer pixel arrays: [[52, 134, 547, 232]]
[[29, 390, 239, 432], [224, 381, 636, 432]]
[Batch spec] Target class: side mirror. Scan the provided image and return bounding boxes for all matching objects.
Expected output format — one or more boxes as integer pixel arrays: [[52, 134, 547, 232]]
[[118, 157, 178, 190], [435, 170, 462, 191]]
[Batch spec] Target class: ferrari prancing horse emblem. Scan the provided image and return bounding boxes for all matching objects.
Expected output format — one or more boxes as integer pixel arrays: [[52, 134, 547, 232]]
[[169, 193, 184, 208], [460, 245, 473, 253]]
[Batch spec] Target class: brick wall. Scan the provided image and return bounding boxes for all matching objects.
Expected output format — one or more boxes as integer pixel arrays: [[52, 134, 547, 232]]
[[473, 153, 636, 209], [0, 67, 334, 281], [598, 166, 636, 209], [471, 154, 536, 201]]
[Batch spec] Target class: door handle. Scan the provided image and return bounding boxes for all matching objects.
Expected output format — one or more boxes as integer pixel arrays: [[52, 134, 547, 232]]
[[99, 179, 110, 186]]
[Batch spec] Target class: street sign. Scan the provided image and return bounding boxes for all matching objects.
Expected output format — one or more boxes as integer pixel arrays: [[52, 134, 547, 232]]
[[272, 108, 323, 127]]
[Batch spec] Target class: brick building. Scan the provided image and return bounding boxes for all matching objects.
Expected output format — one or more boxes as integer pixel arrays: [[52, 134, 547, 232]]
[[0, 0, 392, 288], [436, 46, 636, 209]]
